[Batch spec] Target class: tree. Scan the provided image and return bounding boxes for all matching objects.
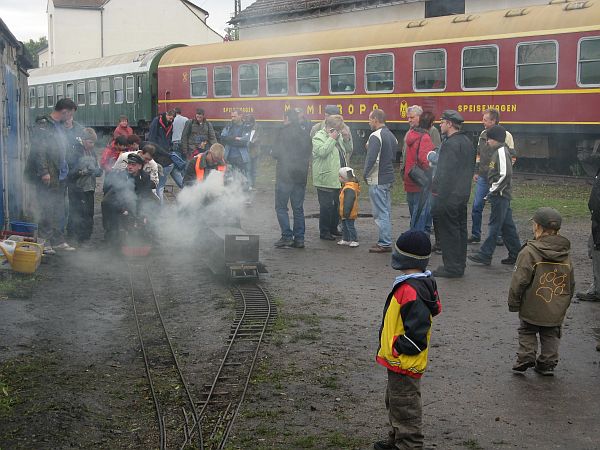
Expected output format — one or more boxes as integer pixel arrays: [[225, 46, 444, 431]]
[[23, 36, 48, 68]]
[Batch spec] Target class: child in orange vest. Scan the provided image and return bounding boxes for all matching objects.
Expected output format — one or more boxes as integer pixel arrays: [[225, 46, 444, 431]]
[[338, 167, 360, 248]]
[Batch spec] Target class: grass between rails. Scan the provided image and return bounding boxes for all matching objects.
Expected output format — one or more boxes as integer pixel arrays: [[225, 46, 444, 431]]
[[253, 156, 590, 218]]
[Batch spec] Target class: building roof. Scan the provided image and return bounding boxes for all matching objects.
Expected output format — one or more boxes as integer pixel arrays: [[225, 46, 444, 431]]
[[52, 0, 208, 15], [161, 1, 600, 67], [230, 0, 421, 24], [52, 0, 106, 8]]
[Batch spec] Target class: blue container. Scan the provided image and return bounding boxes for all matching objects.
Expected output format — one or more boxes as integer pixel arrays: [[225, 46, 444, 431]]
[[10, 221, 38, 234]]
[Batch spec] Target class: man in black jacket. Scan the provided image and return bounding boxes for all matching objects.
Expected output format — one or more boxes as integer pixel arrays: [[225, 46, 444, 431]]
[[26, 98, 79, 254], [272, 109, 312, 249], [431, 110, 476, 278], [101, 153, 155, 244], [576, 168, 600, 308]]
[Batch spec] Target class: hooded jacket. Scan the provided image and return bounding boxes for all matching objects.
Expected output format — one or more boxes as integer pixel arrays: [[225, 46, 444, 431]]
[[181, 118, 217, 157], [312, 129, 351, 189], [148, 113, 173, 154], [508, 235, 575, 327], [377, 275, 441, 378]]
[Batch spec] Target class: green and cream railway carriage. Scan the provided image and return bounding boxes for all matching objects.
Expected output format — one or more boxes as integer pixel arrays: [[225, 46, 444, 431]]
[[27, 45, 182, 132]]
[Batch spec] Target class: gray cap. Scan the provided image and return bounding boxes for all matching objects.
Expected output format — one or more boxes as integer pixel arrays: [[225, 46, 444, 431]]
[[531, 207, 562, 230], [441, 110, 464, 124], [325, 105, 341, 115]]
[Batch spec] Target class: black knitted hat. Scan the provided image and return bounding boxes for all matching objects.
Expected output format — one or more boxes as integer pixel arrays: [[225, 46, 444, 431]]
[[391, 230, 431, 272], [486, 125, 506, 143]]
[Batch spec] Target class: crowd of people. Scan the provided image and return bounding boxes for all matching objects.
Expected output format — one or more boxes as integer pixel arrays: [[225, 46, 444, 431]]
[[25, 102, 259, 252], [25, 98, 599, 450]]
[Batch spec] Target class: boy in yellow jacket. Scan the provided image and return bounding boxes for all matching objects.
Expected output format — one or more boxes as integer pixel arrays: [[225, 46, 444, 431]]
[[337, 167, 360, 247], [375, 230, 441, 450], [508, 207, 575, 376]]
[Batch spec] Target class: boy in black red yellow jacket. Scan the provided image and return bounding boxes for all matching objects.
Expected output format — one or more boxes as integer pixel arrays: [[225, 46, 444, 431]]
[[375, 230, 441, 450]]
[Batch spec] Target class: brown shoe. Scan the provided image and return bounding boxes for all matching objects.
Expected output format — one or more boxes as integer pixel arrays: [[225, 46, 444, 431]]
[[369, 245, 392, 253]]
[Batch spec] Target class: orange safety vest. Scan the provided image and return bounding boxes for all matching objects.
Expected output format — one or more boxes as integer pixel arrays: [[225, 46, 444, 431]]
[[195, 154, 226, 181], [339, 181, 360, 220]]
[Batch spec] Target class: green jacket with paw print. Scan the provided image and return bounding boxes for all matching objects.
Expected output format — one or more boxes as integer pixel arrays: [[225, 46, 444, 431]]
[[508, 234, 575, 327]]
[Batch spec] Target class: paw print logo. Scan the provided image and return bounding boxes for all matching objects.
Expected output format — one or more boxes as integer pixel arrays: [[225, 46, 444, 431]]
[[536, 268, 567, 303]]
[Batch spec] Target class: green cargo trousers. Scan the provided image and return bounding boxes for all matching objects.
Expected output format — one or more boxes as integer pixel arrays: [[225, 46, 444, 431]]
[[517, 320, 561, 369], [385, 369, 424, 449]]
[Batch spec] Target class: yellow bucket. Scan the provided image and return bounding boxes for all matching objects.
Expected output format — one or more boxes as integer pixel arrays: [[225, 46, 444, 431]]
[[6, 242, 42, 274]]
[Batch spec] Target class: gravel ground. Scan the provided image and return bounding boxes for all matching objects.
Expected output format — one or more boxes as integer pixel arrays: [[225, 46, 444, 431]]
[[1, 179, 599, 450]]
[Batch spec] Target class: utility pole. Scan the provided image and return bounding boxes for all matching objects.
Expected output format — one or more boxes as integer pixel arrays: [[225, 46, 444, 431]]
[[225, 0, 241, 41]]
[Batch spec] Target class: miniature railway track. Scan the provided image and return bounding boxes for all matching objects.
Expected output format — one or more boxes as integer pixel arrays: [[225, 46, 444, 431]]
[[192, 283, 276, 450], [128, 263, 202, 449]]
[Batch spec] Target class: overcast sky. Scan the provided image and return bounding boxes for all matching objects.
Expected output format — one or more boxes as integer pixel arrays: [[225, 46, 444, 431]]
[[0, 0, 251, 42]]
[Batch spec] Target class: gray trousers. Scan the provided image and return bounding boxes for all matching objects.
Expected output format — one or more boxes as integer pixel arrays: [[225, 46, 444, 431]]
[[385, 370, 424, 449], [517, 320, 561, 369], [584, 234, 600, 296]]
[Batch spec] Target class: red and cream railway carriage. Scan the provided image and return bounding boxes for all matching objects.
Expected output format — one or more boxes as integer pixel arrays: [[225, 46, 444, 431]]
[[158, 1, 600, 172]]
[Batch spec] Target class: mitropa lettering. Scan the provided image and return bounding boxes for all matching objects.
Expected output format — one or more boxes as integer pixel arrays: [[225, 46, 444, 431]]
[[457, 104, 517, 113], [284, 103, 380, 116]]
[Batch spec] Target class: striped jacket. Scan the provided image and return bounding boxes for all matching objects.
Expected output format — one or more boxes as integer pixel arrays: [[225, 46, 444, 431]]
[[487, 144, 513, 199], [376, 275, 441, 378]]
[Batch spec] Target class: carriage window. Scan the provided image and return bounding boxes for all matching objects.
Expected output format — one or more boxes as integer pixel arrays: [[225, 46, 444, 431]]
[[37, 86, 45, 108], [365, 53, 394, 93], [267, 62, 288, 95], [190, 68, 208, 97], [330, 56, 355, 93], [46, 85, 54, 107], [578, 37, 600, 86], [516, 41, 557, 88], [77, 81, 86, 106], [56, 84, 64, 101], [126, 76, 135, 103], [214, 66, 232, 97], [114, 77, 124, 103], [297, 59, 320, 95], [462, 45, 498, 89], [29, 87, 36, 108], [88, 80, 98, 105], [414, 50, 446, 91], [239, 64, 259, 96], [101, 78, 110, 104], [66, 82, 74, 100]]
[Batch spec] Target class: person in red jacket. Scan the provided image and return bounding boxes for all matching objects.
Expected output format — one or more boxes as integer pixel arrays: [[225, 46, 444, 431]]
[[113, 115, 133, 140], [403, 117, 435, 231], [100, 135, 128, 172]]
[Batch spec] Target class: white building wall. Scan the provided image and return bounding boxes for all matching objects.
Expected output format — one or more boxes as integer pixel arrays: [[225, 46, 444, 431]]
[[465, 0, 549, 13], [102, 0, 221, 56], [239, 2, 424, 40], [38, 48, 50, 68], [51, 7, 102, 65]]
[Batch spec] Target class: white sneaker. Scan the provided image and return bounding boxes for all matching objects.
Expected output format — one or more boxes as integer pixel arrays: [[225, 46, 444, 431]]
[[349, 241, 360, 248], [55, 242, 76, 251], [337, 240, 349, 246], [43, 246, 56, 255]]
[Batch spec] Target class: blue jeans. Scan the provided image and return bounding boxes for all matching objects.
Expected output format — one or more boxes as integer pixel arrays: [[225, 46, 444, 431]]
[[369, 183, 393, 247], [341, 219, 357, 242], [471, 175, 489, 239], [479, 195, 522, 261], [275, 180, 306, 241], [157, 163, 184, 201], [406, 191, 431, 232]]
